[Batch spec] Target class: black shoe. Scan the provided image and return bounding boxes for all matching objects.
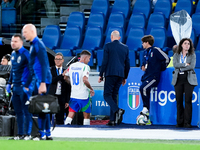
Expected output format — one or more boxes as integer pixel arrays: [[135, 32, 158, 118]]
[[115, 109, 125, 125], [106, 121, 116, 126], [46, 136, 53, 140], [176, 124, 184, 128], [184, 123, 192, 128], [32, 133, 45, 141], [8, 135, 25, 140]]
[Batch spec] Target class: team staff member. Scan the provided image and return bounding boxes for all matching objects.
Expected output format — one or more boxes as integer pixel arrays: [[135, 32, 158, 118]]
[[64, 50, 94, 125], [49, 52, 71, 125], [22, 24, 52, 140], [98, 30, 130, 126], [7, 34, 32, 140], [139, 35, 169, 124], [172, 38, 197, 128]]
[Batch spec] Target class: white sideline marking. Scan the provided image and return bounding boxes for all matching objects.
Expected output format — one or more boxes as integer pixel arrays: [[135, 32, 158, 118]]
[[51, 127, 200, 140]]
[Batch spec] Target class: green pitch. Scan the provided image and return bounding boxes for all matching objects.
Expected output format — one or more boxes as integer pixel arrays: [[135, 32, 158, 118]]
[[0, 137, 200, 150]]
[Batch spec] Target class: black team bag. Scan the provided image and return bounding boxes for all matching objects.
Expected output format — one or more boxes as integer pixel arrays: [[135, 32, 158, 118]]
[[28, 94, 60, 114]]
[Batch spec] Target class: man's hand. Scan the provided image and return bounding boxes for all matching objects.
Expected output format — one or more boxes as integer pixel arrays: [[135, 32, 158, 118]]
[[141, 66, 146, 71], [38, 82, 46, 94], [98, 76, 103, 83], [122, 79, 126, 86], [65, 103, 69, 109], [90, 89, 95, 96], [62, 69, 67, 76]]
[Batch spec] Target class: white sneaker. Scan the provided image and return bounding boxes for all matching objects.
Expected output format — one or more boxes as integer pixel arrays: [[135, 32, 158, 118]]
[[141, 107, 149, 115], [24, 135, 31, 140]]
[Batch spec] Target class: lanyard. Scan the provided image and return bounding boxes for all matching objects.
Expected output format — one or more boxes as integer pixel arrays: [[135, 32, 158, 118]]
[[145, 49, 152, 62], [181, 54, 186, 63]]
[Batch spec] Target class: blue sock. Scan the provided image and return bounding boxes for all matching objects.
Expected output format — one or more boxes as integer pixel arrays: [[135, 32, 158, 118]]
[[46, 129, 51, 137]]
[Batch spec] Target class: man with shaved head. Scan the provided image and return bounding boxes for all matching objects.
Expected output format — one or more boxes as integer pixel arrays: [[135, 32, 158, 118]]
[[22, 24, 52, 140], [98, 30, 130, 126]]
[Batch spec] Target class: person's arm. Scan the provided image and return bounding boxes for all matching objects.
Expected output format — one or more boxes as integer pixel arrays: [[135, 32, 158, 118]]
[[180, 53, 196, 71], [173, 53, 187, 69], [83, 76, 94, 96], [99, 44, 109, 78], [51, 67, 63, 84]]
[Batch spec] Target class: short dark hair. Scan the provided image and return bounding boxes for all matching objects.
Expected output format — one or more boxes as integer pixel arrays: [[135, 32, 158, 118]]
[[141, 35, 154, 46], [3, 54, 11, 61], [55, 52, 64, 59], [80, 50, 91, 56], [177, 38, 194, 55], [12, 34, 23, 41]]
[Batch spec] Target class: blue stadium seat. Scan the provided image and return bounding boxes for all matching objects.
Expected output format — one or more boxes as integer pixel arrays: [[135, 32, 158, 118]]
[[126, 28, 144, 51], [75, 27, 103, 66], [146, 12, 166, 35], [166, 22, 176, 48], [126, 13, 146, 36], [195, 0, 200, 13], [154, 0, 172, 20], [87, 13, 106, 32], [195, 37, 200, 51], [150, 27, 167, 48], [168, 50, 174, 57], [111, 0, 131, 19], [190, 28, 197, 48], [132, 0, 151, 19], [67, 12, 85, 34], [195, 51, 200, 68], [105, 12, 126, 35], [42, 25, 61, 50], [54, 26, 82, 56], [192, 13, 200, 37], [175, 0, 193, 16], [91, 0, 110, 19], [1, 8, 17, 38]]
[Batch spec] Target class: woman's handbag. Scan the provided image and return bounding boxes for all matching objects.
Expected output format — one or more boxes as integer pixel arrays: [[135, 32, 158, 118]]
[[28, 94, 60, 114]]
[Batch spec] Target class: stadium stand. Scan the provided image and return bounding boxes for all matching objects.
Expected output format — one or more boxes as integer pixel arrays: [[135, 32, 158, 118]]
[[42, 25, 61, 50], [87, 13, 106, 32], [126, 13, 146, 36], [154, 0, 172, 20], [174, 0, 194, 16], [111, 0, 131, 19], [192, 12, 200, 37], [132, 0, 152, 19], [54, 26, 82, 56]]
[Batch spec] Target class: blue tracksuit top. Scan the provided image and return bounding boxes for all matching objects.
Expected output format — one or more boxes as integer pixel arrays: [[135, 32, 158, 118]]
[[25, 36, 52, 87], [141, 46, 169, 82], [8, 46, 30, 86]]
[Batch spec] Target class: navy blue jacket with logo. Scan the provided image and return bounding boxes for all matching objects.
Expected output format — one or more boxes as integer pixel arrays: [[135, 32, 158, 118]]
[[8, 46, 30, 86], [141, 46, 169, 82], [25, 36, 52, 87]]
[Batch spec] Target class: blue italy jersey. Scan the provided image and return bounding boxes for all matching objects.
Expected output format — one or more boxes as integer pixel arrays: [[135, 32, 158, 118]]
[[8, 46, 30, 86], [25, 36, 52, 87]]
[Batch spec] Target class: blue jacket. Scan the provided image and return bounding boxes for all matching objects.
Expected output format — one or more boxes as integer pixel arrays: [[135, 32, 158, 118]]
[[8, 46, 29, 86], [99, 40, 130, 79], [25, 36, 52, 87], [141, 47, 169, 82]]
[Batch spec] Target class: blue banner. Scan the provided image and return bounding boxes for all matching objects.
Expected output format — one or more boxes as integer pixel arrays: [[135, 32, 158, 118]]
[[119, 67, 200, 126], [91, 90, 110, 116]]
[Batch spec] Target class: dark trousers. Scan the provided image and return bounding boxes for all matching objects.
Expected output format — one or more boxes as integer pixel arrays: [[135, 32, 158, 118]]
[[174, 73, 195, 125], [140, 77, 159, 110], [55, 94, 65, 124], [104, 76, 123, 121], [12, 86, 32, 135]]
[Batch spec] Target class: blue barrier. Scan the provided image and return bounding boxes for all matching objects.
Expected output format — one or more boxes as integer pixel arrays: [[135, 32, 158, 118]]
[[119, 67, 200, 126], [91, 90, 110, 116]]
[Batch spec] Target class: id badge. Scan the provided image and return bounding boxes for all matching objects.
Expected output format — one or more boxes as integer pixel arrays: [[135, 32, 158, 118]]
[[179, 72, 184, 74], [145, 64, 148, 69]]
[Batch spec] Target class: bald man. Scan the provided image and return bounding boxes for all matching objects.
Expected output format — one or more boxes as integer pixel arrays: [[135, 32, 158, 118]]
[[22, 24, 52, 140], [98, 30, 130, 126]]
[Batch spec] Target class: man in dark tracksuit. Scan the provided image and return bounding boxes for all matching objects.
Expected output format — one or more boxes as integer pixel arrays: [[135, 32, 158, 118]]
[[7, 34, 32, 140], [23, 24, 52, 140], [139, 35, 169, 123], [98, 30, 130, 126]]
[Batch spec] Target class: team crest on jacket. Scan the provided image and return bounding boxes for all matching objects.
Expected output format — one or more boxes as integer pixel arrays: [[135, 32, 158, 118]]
[[17, 56, 21, 63], [128, 83, 140, 110]]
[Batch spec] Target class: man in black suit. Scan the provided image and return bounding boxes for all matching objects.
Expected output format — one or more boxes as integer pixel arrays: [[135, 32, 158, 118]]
[[98, 30, 130, 126], [49, 52, 71, 125]]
